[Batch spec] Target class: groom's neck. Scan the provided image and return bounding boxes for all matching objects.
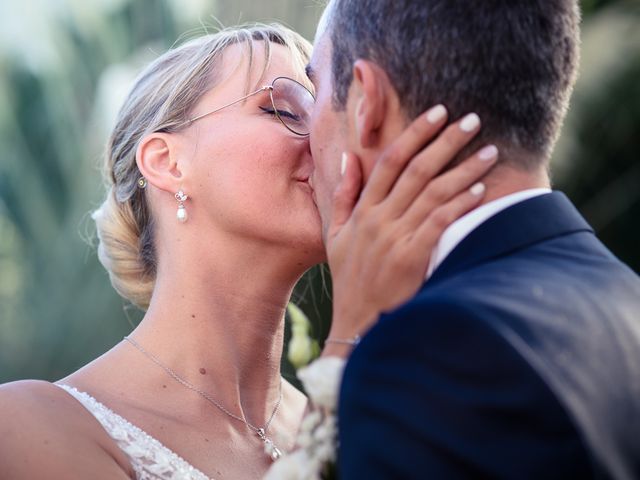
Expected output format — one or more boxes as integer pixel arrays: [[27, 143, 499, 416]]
[[480, 163, 551, 206]]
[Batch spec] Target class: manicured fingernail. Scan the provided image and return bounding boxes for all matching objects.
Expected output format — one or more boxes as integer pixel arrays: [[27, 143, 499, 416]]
[[426, 104, 447, 124], [460, 113, 480, 132], [470, 182, 486, 196], [478, 145, 498, 161], [341, 152, 348, 175]]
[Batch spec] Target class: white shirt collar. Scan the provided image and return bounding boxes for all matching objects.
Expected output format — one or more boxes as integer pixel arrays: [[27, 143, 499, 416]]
[[425, 188, 552, 280]]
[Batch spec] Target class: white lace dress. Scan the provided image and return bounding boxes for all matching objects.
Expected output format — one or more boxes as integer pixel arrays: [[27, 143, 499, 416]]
[[56, 384, 212, 480]]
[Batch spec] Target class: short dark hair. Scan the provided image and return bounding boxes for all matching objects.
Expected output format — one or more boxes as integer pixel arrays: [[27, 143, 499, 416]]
[[329, 0, 581, 168]]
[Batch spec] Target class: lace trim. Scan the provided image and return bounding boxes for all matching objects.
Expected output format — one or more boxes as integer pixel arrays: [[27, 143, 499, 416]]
[[55, 384, 211, 480]]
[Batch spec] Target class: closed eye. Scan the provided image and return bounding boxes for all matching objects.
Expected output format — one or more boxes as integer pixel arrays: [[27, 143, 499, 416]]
[[259, 106, 301, 121]]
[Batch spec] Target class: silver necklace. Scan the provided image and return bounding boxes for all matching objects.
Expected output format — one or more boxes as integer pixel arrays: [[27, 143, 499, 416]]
[[123, 336, 284, 461]]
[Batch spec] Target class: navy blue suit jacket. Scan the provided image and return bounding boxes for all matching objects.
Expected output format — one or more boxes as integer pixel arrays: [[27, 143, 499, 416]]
[[338, 192, 640, 479]]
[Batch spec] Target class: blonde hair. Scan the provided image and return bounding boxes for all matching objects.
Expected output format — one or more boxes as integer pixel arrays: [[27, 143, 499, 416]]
[[92, 24, 313, 310]]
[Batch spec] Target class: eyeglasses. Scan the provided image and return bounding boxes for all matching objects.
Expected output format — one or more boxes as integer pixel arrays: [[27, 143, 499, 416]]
[[181, 76, 315, 136]]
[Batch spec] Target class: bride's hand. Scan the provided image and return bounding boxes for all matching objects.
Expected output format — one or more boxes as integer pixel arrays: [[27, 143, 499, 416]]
[[323, 109, 498, 357]]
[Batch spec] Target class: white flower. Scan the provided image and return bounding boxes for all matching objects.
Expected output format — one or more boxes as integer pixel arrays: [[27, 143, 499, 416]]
[[313, 416, 337, 444], [297, 429, 314, 449], [297, 357, 346, 409], [315, 440, 337, 464], [287, 302, 311, 331], [296, 410, 322, 449], [269, 394, 339, 479], [288, 334, 314, 369], [300, 410, 323, 433], [287, 302, 319, 368]]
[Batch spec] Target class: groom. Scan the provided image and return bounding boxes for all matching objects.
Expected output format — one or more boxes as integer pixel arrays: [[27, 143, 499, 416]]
[[307, 0, 640, 478]]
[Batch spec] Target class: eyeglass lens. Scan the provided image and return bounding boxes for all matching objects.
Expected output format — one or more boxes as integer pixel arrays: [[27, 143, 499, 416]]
[[270, 77, 315, 136]]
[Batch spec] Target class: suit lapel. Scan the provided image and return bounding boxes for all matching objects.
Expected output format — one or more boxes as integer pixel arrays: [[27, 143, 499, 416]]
[[426, 192, 594, 287]]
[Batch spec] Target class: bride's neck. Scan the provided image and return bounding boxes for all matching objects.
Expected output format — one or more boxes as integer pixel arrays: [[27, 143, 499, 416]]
[[129, 236, 308, 425]]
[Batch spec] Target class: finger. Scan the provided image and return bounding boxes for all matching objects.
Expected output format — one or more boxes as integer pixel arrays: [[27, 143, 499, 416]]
[[382, 112, 484, 217], [411, 182, 487, 264], [402, 144, 498, 228], [329, 152, 364, 231], [358, 104, 449, 208]]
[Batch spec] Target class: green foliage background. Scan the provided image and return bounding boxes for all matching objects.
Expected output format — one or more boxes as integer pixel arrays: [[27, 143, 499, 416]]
[[0, 0, 638, 383]]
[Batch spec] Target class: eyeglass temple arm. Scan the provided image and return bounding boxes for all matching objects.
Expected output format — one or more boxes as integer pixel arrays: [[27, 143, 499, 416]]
[[181, 85, 274, 126]]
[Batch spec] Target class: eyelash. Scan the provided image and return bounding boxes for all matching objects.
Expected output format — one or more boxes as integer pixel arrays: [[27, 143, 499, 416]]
[[259, 106, 300, 121]]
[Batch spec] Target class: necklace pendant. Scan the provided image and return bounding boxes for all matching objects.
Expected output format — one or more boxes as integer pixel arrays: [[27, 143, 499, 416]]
[[257, 429, 282, 461], [263, 437, 283, 461]]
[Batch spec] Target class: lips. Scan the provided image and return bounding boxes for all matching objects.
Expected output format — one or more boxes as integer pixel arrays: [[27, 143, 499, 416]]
[[295, 178, 316, 203], [294, 175, 312, 188], [296, 179, 312, 190], [304, 176, 318, 205], [301, 180, 318, 205]]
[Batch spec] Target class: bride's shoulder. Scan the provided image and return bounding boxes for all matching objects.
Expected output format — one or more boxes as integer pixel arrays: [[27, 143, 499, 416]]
[[0, 379, 72, 419], [1, 378, 66, 400], [0, 379, 89, 425], [0, 380, 133, 479]]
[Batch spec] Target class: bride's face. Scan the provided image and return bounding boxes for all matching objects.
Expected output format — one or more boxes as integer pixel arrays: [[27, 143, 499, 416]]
[[173, 42, 325, 266]]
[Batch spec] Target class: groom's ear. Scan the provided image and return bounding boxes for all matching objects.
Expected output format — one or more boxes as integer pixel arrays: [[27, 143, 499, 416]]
[[351, 59, 396, 149]]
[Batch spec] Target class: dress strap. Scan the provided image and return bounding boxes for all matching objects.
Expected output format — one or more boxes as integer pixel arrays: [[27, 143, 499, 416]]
[[55, 384, 211, 480]]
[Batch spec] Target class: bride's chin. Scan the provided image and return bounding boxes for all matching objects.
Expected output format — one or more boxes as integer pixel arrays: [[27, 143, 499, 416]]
[[309, 248, 328, 265], [302, 240, 327, 264], [293, 235, 327, 267]]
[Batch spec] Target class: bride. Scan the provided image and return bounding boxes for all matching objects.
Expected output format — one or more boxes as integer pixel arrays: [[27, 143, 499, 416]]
[[0, 23, 492, 479]]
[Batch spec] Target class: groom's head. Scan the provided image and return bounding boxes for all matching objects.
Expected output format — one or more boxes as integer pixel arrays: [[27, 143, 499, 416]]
[[308, 0, 581, 228]]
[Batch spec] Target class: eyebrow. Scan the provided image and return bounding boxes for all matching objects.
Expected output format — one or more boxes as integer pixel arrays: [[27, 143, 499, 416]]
[[305, 64, 315, 84]]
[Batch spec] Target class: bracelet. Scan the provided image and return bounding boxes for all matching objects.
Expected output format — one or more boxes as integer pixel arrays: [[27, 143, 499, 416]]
[[325, 335, 361, 346]]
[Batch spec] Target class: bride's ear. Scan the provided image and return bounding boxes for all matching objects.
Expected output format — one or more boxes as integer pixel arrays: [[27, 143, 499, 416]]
[[136, 133, 185, 194], [351, 59, 395, 149]]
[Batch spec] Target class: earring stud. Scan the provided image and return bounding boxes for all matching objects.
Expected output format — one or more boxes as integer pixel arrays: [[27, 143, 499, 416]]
[[137, 177, 147, 189], [175, 190, 188, 223]]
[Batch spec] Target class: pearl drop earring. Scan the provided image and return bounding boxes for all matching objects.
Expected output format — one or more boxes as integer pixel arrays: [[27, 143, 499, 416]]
[[175, 190, 188, 223]]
